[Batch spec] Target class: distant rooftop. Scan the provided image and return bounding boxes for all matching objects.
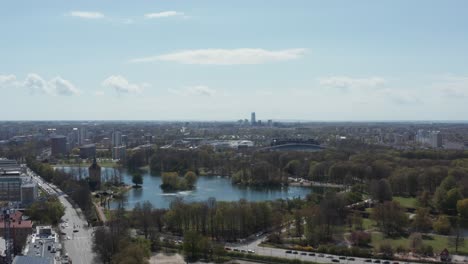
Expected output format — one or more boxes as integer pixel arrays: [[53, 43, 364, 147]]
[[13, 256, 50, 264]]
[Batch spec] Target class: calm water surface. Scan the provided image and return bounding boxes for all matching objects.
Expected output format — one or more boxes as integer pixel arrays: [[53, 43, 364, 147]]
[[56, 166, 314, 209]]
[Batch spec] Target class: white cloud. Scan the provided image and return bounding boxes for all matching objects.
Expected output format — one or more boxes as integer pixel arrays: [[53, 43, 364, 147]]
[[130, 48, 307, 65], [49, 77, 80, 96], [169, 85, 216, 96], [144, 11, 184, 19], [24, 74, 80, 95], [102, 75, 147, 94], [319, 76, 386, 90], [0, 74, 18, 88], [68, 11, 104, 19], [23, 73, 49, 94], [21, 73, 80, 96]]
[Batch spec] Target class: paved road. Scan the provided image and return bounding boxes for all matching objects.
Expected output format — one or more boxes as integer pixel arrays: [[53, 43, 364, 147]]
[[59, 195, 96, 264], [228, 236, 424, 264], [26, 167, 97, 264]]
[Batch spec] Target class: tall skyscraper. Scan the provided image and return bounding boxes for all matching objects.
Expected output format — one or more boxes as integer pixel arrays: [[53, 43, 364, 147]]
[[251, 112, 256, 126], [112, 131, 122, 147], [79, 127, 86, 145]]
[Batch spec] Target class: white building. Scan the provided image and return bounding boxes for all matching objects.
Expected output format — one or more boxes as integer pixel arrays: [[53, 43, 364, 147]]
[[112, 131, 122, 147]]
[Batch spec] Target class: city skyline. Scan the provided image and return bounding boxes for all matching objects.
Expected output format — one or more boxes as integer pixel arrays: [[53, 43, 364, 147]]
[[1, 0, 468, 121]]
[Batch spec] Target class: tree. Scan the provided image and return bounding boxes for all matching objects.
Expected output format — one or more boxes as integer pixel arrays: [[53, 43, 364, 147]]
[[412, 208, 432, 233], [417, 191, 431, 208], [408, 232, 423, 252], [370, 179, 393, 203], [432, 215, 451, 235], [132, 174, 143, 187], [284, 160, 301, 177], [293, 210, 303, 238], [112, 238, 151, 264], [447, 188, 463, 213], [132, 201, 154, 239], [449, 218, 465, 253], [349, 231, 371, 246], [372, 201, 408, 236], [26, 198, 65, 225], [379, 243, 394, 259], [456, 198, 468, 219], [184, 171, 198, 189], [183, 230, 202, 261]]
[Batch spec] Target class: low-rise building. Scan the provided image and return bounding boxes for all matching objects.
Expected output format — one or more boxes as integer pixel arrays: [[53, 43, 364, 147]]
[[0, 210, 33, 255], [79, 144, 96, 159], [112, 146, 126, 160]]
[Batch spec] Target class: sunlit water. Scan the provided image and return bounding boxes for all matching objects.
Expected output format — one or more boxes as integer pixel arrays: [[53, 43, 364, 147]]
[[55, 166, 316, 209]]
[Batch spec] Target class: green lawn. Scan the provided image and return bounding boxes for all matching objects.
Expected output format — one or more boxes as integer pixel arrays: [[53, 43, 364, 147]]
[[362, 218, 376, 230], [371, 232, 468, 255], [393, 196, 418, 209]]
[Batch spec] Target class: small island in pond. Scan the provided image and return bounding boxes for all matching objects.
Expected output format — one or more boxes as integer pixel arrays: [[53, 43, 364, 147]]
[[160, 171, 198, 192]]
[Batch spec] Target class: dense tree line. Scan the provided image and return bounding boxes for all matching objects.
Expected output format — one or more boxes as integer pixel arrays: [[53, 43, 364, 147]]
[[26, 157, 94, 220], [93, 204, 152, 264]]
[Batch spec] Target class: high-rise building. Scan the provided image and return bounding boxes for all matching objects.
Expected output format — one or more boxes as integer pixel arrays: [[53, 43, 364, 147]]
[[79, 127, 86, 145], [430, 131, 442, 148], [251, 112, 256, 126], [112, 131, 122, 147], [51, 135, 67, 156]]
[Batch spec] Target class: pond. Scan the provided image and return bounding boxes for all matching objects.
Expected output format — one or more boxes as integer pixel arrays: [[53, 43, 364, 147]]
[[55, 166, 318, 209]]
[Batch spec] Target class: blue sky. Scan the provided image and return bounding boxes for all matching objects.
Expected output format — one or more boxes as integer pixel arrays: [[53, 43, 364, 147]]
[[1, 0, 468, 121]]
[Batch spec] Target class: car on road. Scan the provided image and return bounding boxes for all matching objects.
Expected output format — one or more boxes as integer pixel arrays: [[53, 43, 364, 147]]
[[308, 253, 315, 256], [300, 252, 307, 255], [292, 251, 298, 254], [240, 249, 246, 253], [332, 259, 340, 263], [247, 249, 255, 254], [285, 250, 292, 254], [347, 257, 355, 261], [224, 247, 231, 251], [374, 260, 381, 263], [382, 261, 390, 264], [365, 260, 372, 263], [318, 254, 325, 257], [233, 249, 239, 252], [66, 236, 71, 240], [73, 229, 79, 233], [339, 256, 346, 260]]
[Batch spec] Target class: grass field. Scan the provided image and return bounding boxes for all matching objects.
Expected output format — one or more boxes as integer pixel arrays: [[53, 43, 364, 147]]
[[393, 196, 418, 209], [371, 232, 468, 255], [362, 218, 376, 230]]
